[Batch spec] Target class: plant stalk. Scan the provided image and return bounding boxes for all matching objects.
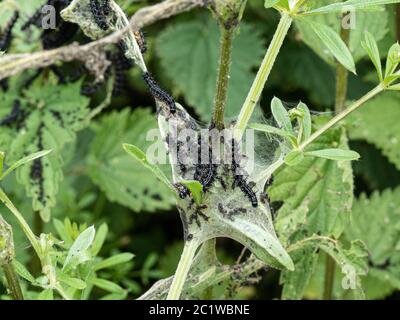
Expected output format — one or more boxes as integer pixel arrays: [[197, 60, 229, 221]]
[[299, 84, 384, 151], [323, 254, 336, 300], [2, 262, 24, 300], [334, 26, 350, 112], [212, 26, 234, 130], [167, 239, 199, 300], [234, 13, 292, 139]]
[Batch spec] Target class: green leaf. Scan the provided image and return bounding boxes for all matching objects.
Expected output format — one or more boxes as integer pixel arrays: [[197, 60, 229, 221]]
[[284, 150, 304, 166], [91, 223, 108, 256], [0, 149, 52, 180], [13, 259, 35, 283], [179, 180, 203, 205], [385, 42, 400, 78], [123, 143, 175, 193], [37, 289, 54, 300], [249, 123, 298, 147], [156, 16, 264, 121], [89, 278, 125, 294], [264, 0, 280, 8], [63, 225, 95, 271], [306, 20, 356, 73], [94, 253, 134, 271], [345, 188, 400, 298], [86, 108, 174, 213], [362, 31, 383, 82], [0, 151, 4, 176], [270, 118, 354, 238], [305, 148, 360, 161], [305, 0, 400, 15], [0, 81, 90, 221], [297, 102, 312, 141], [296, 4, 388, 64], [57, 273, 87, 290], [271, 97, 294, 134], [346, 93, 400, 170]]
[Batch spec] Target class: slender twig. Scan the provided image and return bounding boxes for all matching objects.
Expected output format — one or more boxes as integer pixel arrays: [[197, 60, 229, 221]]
[[234, 13, 292, 140], [299, 84, 384, 151], [212, 27, 234, 129], [0, 0, 207, 81], [2, 263, 24, 300]]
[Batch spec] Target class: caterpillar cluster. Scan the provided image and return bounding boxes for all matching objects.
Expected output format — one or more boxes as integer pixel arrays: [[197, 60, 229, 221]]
[[174, 183, 190, 199], [194, 135, 217, 192], [231, 140, 258, 207], [90, 0, 111, 31], [142, 72, 176, 114]]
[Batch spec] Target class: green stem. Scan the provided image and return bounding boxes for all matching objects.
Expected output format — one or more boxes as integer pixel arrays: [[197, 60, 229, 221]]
[[299, 84, 384, 151], [334, 21, 350, 113], [234, 13, 292, 139], [167, 239, 199, 300], [2, 262, 24, 300], [212, 26, 234, 130], [0, 188, 41, 255], [323, 253, 336, 300]]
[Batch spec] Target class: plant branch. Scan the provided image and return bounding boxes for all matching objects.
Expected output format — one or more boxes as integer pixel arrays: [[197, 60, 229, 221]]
[[212, 26, 234, 129], [299, 84, 384, 151], [2, 263, 24, 300], [167, 239, 200, 300], [234, 13, 292, 140], [334, 25, 350, 113], [0, 0, 207, 81]]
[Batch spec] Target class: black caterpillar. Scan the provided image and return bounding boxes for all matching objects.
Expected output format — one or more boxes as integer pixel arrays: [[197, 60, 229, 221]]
[[0, 100, 20, 126], [231, 140, 258, 207], [133, 29, 147, 54], [174, 183, 190, 199], [90, 0, 110, 31], [142, 72, 176, 114], [0, 11, 19, 51], [194, 135, 217, 192]]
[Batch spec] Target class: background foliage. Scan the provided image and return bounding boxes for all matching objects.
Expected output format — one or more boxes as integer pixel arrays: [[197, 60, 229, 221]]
[[1, 0, 400, 300]]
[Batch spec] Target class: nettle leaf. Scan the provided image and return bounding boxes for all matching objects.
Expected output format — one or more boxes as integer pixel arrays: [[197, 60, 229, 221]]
[[345, 188, 400, 299], [296, 1, 388, 64], [306, 0, 400, 15], [300, 238, 369, 300], [347, 93, 400, 170], [86, 108, 175, 212], [0, 81, 89, 221], [156, 16, 264, 122], [304, 148, 360, 161], [270, 118, 354, 240], [362, 31, 383, 82]]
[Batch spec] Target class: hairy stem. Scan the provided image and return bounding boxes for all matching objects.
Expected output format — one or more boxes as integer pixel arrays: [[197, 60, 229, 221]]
[[212, 27, 234, 130], [2, 262, 24, 300], [299, 84, 384, 151], [234, 13, 292, 139], [167, 239, 199, 300]]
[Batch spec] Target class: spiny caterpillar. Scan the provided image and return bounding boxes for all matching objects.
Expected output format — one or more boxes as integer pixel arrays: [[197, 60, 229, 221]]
[[90, 0, 110, 31], [142, 72, 176, 114], [174, 183, 190, 199], [0, 11, 19, 51], [231, 140, 258, 207], [133, 29, 147, 54]]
